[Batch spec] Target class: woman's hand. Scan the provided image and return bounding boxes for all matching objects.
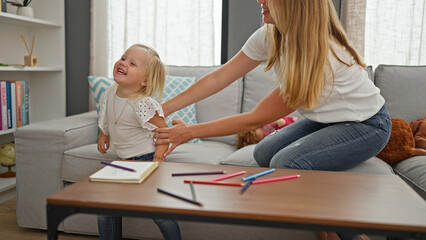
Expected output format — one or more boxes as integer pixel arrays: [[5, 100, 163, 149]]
[[154, 119, 192, 156]]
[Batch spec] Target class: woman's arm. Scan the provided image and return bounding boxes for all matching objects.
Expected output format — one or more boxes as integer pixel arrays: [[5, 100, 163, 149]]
[[162, 51, 262, 117], [155, 88, 296, 156], [148, 113, 169, 161]]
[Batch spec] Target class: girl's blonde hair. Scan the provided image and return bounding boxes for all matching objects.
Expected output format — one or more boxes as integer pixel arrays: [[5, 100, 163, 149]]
[[265, 0, 366, 109], [130, 44, 166, 100]]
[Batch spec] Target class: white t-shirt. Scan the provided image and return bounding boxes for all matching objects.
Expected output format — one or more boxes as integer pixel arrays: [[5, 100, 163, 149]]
[[98, 85, 164, 159], [242, 25, 385, 123]]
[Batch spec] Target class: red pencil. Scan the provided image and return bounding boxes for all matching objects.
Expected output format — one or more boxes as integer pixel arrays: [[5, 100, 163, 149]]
[[184, 180, 243, 187], [252, 174, 300, 184]]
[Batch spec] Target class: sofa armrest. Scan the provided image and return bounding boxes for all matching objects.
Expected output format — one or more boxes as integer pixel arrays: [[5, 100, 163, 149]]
[[15, 111, 98, 230]]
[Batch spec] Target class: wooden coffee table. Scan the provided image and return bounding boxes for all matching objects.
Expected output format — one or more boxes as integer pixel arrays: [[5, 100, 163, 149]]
[[47, 162, 426, 240]]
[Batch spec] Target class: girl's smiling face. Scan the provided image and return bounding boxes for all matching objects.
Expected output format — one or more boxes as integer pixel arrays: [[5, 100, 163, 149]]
[[113, 46, 151, 95]]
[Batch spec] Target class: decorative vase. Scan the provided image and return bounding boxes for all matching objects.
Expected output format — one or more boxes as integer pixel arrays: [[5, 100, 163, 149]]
[[16, 6, 34, 18]]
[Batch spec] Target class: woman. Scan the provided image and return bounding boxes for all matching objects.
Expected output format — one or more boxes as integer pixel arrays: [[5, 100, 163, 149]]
[[155, 1, 391, 239]]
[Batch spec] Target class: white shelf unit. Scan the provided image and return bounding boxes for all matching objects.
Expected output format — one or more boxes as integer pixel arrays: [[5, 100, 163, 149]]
[[0, 177, 16, 204], [0, 66, 63, 72], [0, 1, 65, 198], [0, 11, 60, 27], [0, 0, 66, 132]]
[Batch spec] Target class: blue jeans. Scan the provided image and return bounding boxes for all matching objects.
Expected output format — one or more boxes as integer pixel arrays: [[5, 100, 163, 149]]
[[254, 106, 391, 240], [98, 152, 181, 240], [254, 106, 391, 171]]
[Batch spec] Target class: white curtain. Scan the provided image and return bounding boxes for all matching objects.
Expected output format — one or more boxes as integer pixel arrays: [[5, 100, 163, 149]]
[[342, 0, 426, 68], [340, 0, 366, 59], [364, 0, 426, 68], [90, 0, 219, 110], [91, 0, 218, 78]]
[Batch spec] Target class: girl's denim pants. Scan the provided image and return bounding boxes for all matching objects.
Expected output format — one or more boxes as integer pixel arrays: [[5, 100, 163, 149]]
[[98, 152, 181, 240], [254, 106, 391, 240]]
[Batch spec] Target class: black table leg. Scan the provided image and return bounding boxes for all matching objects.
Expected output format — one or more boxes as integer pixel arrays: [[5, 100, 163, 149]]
[[47, 204, 77, 240], [113, 216, 122, 240]]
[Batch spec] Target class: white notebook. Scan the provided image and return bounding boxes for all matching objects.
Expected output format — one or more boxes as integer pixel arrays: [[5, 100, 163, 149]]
[[89, 161, 159, 183]]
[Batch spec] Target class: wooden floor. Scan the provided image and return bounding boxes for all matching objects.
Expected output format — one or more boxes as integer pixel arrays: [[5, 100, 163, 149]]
[[0, 198, 98, 240]]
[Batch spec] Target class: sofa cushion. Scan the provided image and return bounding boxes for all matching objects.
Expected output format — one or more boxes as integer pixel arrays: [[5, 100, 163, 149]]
[[221, 145, 259, 167], [63, 141, 236, 182], [63, 144, 118, 182], [161, 75, 200, 143], [345, 156, 394, 175], [374, 65, 426, 122], [167, 65, 243, 146], [242, 64, 304, 122], [365, 66, 374, 81], [162, 75, 197, 125], [393, 155, 426, 200], [166, 141, 236, 166], [242, 64, 277, 113], [221, 144, 394, 175], [88, 76, 115, 112]]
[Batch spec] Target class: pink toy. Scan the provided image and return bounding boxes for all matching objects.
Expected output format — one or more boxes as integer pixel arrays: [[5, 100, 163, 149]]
[[260, 116, 298, 137], [236, 116, 298, 149]]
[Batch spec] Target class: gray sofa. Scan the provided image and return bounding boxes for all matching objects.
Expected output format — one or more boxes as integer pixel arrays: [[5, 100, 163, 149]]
[[15, 64, 425, 240]]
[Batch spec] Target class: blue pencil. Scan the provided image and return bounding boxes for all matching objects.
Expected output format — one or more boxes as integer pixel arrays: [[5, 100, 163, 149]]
[[243, 168, 275, 182], [240, 179, 254, 194]]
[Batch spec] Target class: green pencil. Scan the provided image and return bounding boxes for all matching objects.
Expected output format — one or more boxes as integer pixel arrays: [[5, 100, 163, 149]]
[[189, 181, 197, 201]]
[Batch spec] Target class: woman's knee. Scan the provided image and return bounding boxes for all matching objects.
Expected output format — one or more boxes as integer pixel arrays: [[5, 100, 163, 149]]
[[253, 143, 270, 167], [269, 152, 315, 170]]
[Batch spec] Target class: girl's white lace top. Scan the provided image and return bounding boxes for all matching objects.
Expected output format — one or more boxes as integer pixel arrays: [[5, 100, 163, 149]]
[[98, 85, 165, 159]]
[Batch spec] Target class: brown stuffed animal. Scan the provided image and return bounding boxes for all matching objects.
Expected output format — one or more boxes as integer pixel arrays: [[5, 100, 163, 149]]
[[409, 116, 426, 149], [377, 118, 426, 164]]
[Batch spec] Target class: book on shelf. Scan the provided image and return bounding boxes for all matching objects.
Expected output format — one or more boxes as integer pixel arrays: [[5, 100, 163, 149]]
[[0, 81, 7, 130], [15, 81, 22, 128], [0, 80, 29, 131], [89, 161, 159, 183], [6, 81, 12, 129], [10, 82, 16, 128], [21, 80, 29, 126]]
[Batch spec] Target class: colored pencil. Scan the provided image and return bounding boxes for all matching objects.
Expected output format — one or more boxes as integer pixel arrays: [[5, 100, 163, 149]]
[[252, 174, 300, 184], [242, 168, 275, 182], [240, 179, 254, 194], [189, 181, 197, 201], [184, 180, 243, 187], [157, 188, 203, 206], [172, 171, 226, 177], [209, 171, 246, 181], [100, 161, 136, 172]]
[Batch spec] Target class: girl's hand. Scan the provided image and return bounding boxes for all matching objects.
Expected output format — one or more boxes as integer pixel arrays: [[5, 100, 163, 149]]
[[97, 132, 110, 154], [153, 155, 166, 162], [154, 119, 192, 156]]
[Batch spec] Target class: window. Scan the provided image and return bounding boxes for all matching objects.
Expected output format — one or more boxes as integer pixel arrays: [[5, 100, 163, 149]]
[[364, 0, 425, 67], [91, 0, 222, 78]]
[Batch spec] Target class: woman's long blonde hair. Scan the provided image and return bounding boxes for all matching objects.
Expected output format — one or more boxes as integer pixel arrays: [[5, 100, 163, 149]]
[[130, 44, 165, 100], [265, 0, 365, 109]]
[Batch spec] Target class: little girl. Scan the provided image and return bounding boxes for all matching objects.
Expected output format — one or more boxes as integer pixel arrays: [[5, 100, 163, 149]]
[[97, 44, 181, 240]]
